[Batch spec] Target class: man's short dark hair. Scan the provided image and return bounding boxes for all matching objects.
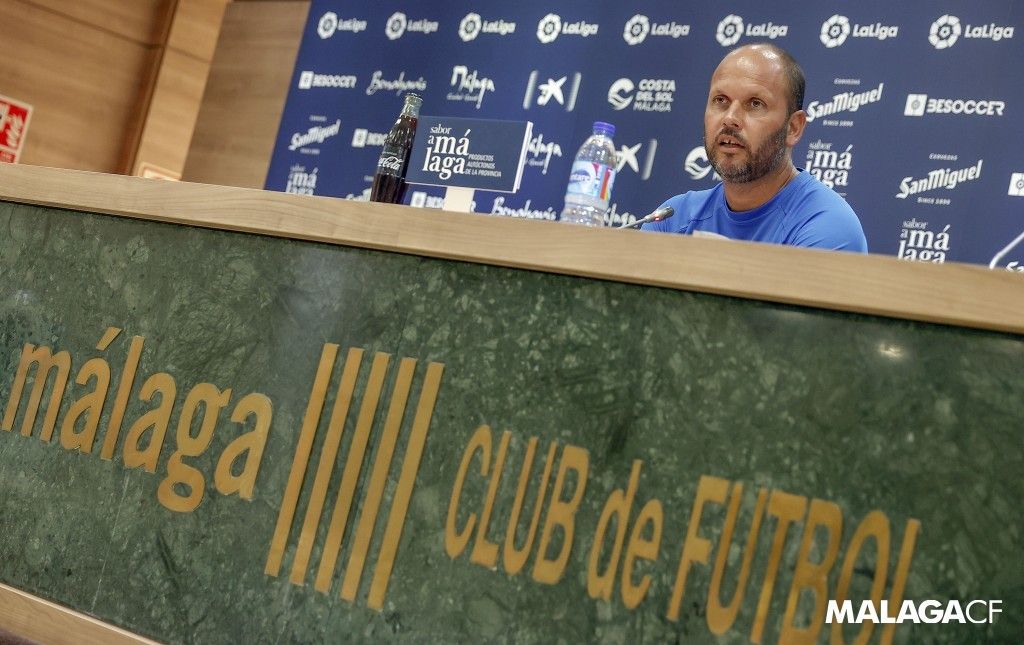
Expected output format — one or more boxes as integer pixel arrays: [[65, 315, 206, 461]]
[[731, 43, 805, 115]]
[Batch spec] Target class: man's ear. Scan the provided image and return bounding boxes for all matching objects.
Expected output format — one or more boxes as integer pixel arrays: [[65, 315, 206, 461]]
[[787, 110, 807, 146]]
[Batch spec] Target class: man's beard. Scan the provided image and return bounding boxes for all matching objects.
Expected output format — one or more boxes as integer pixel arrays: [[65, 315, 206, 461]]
[[705, 122, 789, 184]]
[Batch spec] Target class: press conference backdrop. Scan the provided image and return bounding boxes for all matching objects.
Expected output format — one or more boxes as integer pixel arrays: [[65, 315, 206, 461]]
[[265, 0, 1024, 269]]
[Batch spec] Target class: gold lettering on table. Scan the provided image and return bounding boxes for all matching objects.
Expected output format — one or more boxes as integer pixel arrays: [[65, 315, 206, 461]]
[[779, 499, 843, 643], [831, 510, 890, 645], [750, 490, 808, 644], [706, 485, 768, 635], [880, 520, 921, 645], [262, 343, 444, 611]]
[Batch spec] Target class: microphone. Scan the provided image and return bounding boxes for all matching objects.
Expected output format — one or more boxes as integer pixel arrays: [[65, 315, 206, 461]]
[[618, 206, 674, 229]]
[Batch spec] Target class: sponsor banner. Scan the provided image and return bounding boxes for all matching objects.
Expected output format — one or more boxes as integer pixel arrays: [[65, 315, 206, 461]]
[[266, 0, 1024, 268], [0, 93, 33, 164], [406, 116, 532, 192], [285, 164, 318, 195]]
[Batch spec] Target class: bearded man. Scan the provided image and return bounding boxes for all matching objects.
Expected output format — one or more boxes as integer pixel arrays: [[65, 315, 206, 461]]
[[643, 43, 867, 252]]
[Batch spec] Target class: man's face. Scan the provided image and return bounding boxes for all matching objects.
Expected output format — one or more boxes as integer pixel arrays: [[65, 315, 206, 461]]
[[703, 49, 796, 184]]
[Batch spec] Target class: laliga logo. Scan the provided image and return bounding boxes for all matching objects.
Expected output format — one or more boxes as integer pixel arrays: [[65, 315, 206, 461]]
[[717, 14, 744, 46], [459, 13, 482, 41], [537, 13, 561, 43], [929, 15, 962, 49], [318, 12, 338, 39], [929, 14, 1014, 49], [623, 14, 650, 45], [607, 78, 635, 110], [1009, 173, 1024, 196], [820, 15, 851, 47], [385, 12, 407, 40]]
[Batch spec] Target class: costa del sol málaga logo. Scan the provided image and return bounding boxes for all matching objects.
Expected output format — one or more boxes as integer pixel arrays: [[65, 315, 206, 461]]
[[716, 15, 744, 46], [537, 13, 561, 43], [820, 15, 852, 47], [460, 13, 482, 41], [623, 14, 650, 45], [385, 12, 407, 40], [930, 15, 962, 49]]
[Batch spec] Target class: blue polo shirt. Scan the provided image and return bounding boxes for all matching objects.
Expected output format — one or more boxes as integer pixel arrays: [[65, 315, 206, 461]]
[[642, 170, 868, 252]]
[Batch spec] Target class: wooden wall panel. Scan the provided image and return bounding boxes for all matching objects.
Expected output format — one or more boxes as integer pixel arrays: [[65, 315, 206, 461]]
[[182, 1, 310, 188], [130, 0, 229, 178], [0, 0, 161, 172], [23, 0, 172, 44]]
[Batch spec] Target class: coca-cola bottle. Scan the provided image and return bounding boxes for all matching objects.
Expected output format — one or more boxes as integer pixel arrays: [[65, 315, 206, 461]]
[[370, 93, 422, 204]]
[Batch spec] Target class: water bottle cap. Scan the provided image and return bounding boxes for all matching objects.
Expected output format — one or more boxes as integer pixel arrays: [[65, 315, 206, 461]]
[[592, 121, 615, 137]]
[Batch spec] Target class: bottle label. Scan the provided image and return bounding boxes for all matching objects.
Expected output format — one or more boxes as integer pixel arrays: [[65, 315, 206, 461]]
[[566, 161, 615, 201], [377, 145, 405, 177]]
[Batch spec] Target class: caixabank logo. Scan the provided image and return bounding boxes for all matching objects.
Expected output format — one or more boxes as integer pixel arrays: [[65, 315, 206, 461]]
[[819, 15, 899, 47], [715, 14, 788, 47], [522, 70, 582, 111], [615, 139, 658, 181], [929, 14, 1014, 49], [536, 13, 598, 44]]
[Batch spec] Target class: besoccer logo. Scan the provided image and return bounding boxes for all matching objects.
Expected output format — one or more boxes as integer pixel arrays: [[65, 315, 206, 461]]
[[820, 15, 851, 48], [929, 15, 962, 49], [385, 12, 407, 40], [717, 15, 744, 46], [1010, 173, 1024, 196], [623, 14, 650, 45], [904, 94, 928, 116], [537, 13, 561, 44], [460, 13, 482, 42], [318, 12, 338, 39]]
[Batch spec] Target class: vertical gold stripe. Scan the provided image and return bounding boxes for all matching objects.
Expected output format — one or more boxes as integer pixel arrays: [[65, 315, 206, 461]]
[[288, 347, 365, 585], [264, 343, 338, 577], [314, 352, 391, 593], [367, 361, 444, 609], [339, 357, 417, 601]]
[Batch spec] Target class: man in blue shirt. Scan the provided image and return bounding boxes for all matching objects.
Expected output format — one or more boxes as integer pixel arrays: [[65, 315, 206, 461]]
[[644, 44, 867, 252]]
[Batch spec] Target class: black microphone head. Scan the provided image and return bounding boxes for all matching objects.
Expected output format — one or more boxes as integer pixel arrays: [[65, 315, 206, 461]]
[[651, 206, 674, 222]]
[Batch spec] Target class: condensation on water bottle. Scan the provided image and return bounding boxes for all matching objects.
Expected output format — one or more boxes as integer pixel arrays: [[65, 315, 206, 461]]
[[560, 121, 617, 227]]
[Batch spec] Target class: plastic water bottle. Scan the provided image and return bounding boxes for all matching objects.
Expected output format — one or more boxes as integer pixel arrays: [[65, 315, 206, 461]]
[[560, 121, 617, 226]]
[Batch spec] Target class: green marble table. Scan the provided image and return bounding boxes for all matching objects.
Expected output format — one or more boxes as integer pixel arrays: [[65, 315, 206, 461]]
[[0, 174, 1021, 644]]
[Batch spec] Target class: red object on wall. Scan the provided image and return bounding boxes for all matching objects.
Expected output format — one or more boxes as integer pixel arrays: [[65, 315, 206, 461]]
[[0, 94, 33, 164]]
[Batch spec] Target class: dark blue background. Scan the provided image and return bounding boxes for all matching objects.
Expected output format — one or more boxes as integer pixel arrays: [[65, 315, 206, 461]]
[[266, 0, 1024, 269]]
